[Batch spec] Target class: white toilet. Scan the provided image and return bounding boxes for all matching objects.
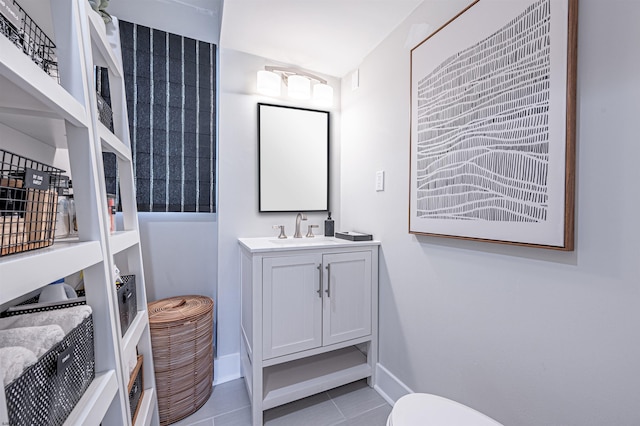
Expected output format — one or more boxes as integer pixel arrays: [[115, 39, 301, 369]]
[[387, 393, 503, 426]]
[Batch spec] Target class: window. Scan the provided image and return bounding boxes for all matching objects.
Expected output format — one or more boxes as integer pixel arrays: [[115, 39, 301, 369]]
[[106, 21, 216, 213]]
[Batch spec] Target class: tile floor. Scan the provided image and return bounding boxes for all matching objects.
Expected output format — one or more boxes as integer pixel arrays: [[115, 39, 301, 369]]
[[173, 378, 392, 426]]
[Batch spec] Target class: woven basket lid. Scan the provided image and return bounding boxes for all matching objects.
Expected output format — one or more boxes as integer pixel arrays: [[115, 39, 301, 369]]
[[148, 295, 213, 326]]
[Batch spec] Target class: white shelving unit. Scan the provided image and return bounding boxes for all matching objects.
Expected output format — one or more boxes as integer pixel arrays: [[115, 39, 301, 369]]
[[0, 0, 159, 424]]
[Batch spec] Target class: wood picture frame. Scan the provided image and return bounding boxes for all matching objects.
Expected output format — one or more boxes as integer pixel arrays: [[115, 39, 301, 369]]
[[409, 0, 577, 250]]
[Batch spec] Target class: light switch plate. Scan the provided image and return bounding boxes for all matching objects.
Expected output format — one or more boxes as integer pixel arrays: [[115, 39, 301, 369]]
[[376, 170, 384, 191]]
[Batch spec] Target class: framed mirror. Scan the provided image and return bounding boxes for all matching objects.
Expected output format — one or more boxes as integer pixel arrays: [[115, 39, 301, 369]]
[[258, 103, 329, 212]]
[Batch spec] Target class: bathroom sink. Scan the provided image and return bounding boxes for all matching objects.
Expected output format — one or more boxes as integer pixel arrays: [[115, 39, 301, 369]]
[[238, 236, 379, 253]]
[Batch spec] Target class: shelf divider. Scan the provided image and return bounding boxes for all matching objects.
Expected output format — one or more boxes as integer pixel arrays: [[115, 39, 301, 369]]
[[123, 310, 149, 356], [99, 122, 132, 161], [110, 230, 140, 255], [87, 10, 122, 75], [134, 388, 157, 426], [0, 241, 102, 305], [0, 36, 87, 128], [62, 370, 118, 426]]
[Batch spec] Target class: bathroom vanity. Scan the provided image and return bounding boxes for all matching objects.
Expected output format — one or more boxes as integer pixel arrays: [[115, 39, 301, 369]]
[[238, 237, 379, 426]]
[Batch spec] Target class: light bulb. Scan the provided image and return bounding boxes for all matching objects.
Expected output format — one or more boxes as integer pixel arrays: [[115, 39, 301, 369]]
[[313, 83, 333, 106], [257, 70, 281, 96], [288, 75, 311, 99]]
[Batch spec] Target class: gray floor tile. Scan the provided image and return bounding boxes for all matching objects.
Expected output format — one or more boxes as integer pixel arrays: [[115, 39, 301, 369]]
[[213, 406, 253, 426], [173, 379, 250, 425], [209, 379, 252, 414], [185, 418, 215, 426], [172, 377, 391, 426], [264, 392, 345, 426], [327, 380, 388, 419], [171, 411, 212, 426], [342, 404, 392, 426]]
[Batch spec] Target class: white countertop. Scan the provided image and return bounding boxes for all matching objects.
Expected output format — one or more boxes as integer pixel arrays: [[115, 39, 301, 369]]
[[238, 236, 380, 253]]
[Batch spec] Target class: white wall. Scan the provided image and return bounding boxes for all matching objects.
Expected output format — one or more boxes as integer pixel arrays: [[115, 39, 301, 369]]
[[1, 123, 57, 166], [121, 213, 218, 302], [107, 0, 221, 45], [217, 48, 342, 358], [341, 0, 640, 425]]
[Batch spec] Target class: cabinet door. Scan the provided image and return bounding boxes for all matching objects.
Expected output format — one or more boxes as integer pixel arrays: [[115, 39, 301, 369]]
[[263, 254, 323, 359], [322, 251, 372, 346]]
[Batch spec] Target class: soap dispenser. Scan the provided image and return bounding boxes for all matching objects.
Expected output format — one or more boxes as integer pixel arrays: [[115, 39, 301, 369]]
[[324, 212, 334, 237]]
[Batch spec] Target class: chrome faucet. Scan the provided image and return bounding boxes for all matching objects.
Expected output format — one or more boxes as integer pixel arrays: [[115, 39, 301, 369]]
[[293, 212, 307, 238]]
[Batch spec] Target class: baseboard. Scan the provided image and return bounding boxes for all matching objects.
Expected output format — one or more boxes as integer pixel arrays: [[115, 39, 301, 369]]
[[214, 352, 241, 385], [374, 363, 413, 406]]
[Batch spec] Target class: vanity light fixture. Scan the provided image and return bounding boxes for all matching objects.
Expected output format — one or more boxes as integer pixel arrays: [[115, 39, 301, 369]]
[[256, 65, 334, 106]]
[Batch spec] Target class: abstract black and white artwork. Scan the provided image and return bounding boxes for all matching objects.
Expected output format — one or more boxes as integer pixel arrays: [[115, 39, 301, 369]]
[[409, 0, 577, 249]]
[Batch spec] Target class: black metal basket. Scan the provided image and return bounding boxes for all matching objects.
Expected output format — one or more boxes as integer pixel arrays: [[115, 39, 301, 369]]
[[1, 149, 65, 256], [3, 304, 95, 426], [95, 66, 114, 132], [96, 91, 114, 131], [0, 0, 59, 80], [117, 274, 138, 337], [2, 296, 88, 316]]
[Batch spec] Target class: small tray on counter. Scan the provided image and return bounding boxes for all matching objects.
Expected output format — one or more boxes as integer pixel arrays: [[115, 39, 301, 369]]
[[335, 231, 373, 241]]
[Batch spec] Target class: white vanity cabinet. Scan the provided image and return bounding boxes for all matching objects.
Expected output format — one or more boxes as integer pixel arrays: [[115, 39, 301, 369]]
[[263, 251, 372, 359], [321, 251, 372, 346], [262, 254, 323, 359], [239, 237, 379, 426]]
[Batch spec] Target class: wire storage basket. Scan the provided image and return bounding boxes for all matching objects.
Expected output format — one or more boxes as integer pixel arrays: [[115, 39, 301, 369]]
[[2, 302, 95, 426], [148, 296, 214, 425], [96, 92, 114, 131], [0, 0, 59, 81], [117, 274, 138, 337], [95, 66, 114, 131], [1, 149, 64, 256]]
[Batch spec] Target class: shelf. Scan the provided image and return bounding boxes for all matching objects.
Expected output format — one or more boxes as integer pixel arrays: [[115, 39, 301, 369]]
[[99, 122, 132, 161], [0, 36, 88, 134], [123, 310, 149, 355], [262, 335, 372, 368], [110, 230, 140, 254], [0, 241, 102, 305], [0, 105, 68, 147], [262, 346, 372, 410], [134, 388, 157, 426], [63, 370, 119, 426], [87, 9, 122, 75], [0, 3, 158, 422]]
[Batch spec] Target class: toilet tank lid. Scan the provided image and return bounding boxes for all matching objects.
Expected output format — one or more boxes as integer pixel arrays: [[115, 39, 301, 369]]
[[390, 393, 503, 426]]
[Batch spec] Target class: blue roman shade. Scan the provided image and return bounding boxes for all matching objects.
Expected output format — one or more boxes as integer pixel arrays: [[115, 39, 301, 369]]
[[105, 21, 216, 213]]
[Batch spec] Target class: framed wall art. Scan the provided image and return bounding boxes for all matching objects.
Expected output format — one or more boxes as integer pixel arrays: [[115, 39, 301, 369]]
[[409, 0, 578, 250]]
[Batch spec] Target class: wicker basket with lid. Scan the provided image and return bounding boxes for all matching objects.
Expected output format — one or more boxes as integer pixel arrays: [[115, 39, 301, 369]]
[[148, 295, 214, 425]]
